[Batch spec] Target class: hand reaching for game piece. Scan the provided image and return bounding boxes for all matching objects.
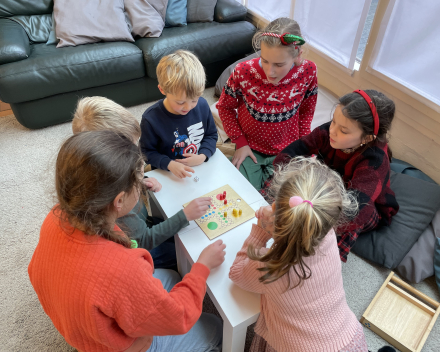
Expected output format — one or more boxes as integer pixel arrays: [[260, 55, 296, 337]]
[[143, 177, 162, 192], [168, 160, 195, 179], [255, 205, 275, 237], [175, 153, 207, 167], [232, 145, 257, 170], [183, 197, 212, 221], [197, 239, 226, 270]]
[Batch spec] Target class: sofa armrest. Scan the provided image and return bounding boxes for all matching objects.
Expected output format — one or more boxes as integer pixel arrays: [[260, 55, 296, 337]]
[[0, 19, 30, 65], [214, 0, 247, 23]]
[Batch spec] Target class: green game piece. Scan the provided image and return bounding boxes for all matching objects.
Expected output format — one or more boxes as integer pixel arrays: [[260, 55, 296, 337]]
[[207, 222, 218, 230]]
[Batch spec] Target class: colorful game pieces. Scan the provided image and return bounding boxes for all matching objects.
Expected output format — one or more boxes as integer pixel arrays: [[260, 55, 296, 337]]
[[232, 208, 242, 217]]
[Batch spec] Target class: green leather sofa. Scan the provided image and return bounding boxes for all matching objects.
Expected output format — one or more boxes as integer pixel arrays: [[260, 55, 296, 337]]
[[0, 0, 256, 129]]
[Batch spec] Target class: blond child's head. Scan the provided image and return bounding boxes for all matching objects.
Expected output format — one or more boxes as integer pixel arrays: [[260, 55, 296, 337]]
[[249, 157, 358, 289], [252, 17, 306, 84], [156, 50, 206, 115], [72, 97, 141, 143]]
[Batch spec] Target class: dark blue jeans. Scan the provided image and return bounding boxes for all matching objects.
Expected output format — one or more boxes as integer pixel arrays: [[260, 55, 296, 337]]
[[146, 216, 178, 271]]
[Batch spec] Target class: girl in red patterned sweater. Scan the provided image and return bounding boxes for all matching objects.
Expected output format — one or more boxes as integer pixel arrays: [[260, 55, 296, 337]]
[[217, 17, 318, 190], [261, 90, 400, 262]]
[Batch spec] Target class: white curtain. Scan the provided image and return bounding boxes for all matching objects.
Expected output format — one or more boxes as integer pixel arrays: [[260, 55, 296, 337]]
[[370, 0, 440, 105], [294, 0, 371, 69], [247, 0, 292, 22]]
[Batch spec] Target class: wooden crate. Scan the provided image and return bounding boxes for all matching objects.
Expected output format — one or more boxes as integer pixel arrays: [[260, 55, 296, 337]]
[[361, 272, 440, 352]]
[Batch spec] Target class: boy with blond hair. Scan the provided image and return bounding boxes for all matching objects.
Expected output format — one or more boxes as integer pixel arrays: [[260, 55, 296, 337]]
[[72, 96, 213, 270], [140, 50, 218, 178]]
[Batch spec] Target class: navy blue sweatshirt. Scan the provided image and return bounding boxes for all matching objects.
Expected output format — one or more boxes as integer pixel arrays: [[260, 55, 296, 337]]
[[140, 97, 218, 170]]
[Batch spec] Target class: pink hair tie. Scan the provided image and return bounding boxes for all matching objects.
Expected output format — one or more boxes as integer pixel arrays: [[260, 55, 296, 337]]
[[289, 196, 313, 208]]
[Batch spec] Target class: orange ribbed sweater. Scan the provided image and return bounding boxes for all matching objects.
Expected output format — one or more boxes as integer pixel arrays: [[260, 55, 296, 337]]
[[28, 209, 209, 352], [229, 225, 360, 352]]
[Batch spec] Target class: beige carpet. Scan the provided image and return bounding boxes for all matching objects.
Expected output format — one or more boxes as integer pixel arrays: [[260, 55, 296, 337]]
[[1, 87, 439, 352]]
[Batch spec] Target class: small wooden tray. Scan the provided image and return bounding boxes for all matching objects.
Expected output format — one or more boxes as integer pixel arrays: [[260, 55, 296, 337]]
[[361, 272, 440, 352]]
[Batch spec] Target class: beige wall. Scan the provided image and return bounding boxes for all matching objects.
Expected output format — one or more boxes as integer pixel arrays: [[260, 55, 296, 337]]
[[247, 0, 440, 183]]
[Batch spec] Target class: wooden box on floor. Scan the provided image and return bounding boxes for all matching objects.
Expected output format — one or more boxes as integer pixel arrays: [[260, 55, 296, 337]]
[[361, 272, 440, 352]]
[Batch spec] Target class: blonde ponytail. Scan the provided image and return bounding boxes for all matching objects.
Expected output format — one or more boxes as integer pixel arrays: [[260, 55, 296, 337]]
[[248, 157, 357, 289]]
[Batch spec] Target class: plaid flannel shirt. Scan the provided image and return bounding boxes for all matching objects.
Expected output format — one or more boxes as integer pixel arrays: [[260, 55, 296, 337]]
[[260, 122, 399, 262]]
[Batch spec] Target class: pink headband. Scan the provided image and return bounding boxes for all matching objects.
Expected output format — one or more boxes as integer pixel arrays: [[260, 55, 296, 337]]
[[289, 196, 313, 208]]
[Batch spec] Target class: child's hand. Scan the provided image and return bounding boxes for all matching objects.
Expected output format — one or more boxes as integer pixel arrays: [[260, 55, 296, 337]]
[[143, 177, 162, 192], [256, 205, 275, 236], [176, 153, 207, 167], [168, 160, 195, 178], [183, 197, 212, 221], [197, 240, 226, 270], [232, 145, 257, 170]]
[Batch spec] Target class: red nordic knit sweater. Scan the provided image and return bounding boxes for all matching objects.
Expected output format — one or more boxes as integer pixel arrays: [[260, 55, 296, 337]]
[[217, 57, 318, 155], [28, 208, 209, 352]]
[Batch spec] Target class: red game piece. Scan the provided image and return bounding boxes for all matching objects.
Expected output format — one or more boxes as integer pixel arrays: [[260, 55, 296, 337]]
[[224, 199, 227, 205]]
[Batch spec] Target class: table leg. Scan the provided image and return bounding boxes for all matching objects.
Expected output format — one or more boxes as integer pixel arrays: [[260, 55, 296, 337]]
[[222, 319, 248, 352], [174, 234, 191, 277]]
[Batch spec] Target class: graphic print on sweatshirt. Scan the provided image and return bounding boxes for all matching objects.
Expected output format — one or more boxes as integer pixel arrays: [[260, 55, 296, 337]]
[[172, 122, 204, 157]]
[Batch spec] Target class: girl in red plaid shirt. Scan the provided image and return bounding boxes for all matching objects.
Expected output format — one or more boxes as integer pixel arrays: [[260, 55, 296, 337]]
[[261, 90, 399, 262], [217, 17, 318, 191]]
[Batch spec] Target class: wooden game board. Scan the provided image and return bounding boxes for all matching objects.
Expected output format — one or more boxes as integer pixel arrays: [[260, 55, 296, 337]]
[[183, 184, 255, 240]]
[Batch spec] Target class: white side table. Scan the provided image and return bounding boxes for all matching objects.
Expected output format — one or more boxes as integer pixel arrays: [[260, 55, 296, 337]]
[[146, 149, 268, 352]]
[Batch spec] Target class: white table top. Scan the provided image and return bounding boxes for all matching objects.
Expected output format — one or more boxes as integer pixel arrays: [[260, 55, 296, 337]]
[[146, 149, 267, 327]]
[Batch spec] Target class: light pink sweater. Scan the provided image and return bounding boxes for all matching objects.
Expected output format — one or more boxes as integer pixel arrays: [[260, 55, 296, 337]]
[[229, 224, 360, 352]]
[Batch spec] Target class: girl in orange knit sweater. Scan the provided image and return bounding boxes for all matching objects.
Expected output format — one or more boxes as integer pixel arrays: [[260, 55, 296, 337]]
[[28, 131, 225, 352], [230, 157, 368, 352]]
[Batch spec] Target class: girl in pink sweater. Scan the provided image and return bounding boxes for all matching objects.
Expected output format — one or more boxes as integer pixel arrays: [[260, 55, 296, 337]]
[[229, 157, 367, 352]]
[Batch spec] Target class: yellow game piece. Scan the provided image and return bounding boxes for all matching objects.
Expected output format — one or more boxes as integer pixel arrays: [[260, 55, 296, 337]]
[[224, 211, 227, 217], [239, 209, 242, 216], [232, 209, 238, 217]]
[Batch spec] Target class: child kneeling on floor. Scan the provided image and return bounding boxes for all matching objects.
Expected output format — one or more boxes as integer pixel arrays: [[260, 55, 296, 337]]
[[28, 130, 225, 352], [72, 96, 212, 270], [261, 90, 399, 262], [230, 157, 368, 352]]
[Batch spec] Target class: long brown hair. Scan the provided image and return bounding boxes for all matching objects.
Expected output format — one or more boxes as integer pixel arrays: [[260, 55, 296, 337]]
[[55, 131, 145, 248], [248, 157, 357, 289]]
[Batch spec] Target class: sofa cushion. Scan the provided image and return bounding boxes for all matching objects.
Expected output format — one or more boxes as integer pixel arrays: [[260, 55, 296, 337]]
[[351, 171, 440, 269], [187, 0, 217, 23], [46, 13, 59, 45], [0, 0, 52, 17], [0, 42, 145, 104], [0, 19, 30, 65], [9, 14, 52, 43], [215, 51, 259, 96], [214, 0, 247, 23], [54, 0, 134, 48], [125, 0, 168, 38], [165, 0, 187, 27], [135, 21, 256, 79]]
